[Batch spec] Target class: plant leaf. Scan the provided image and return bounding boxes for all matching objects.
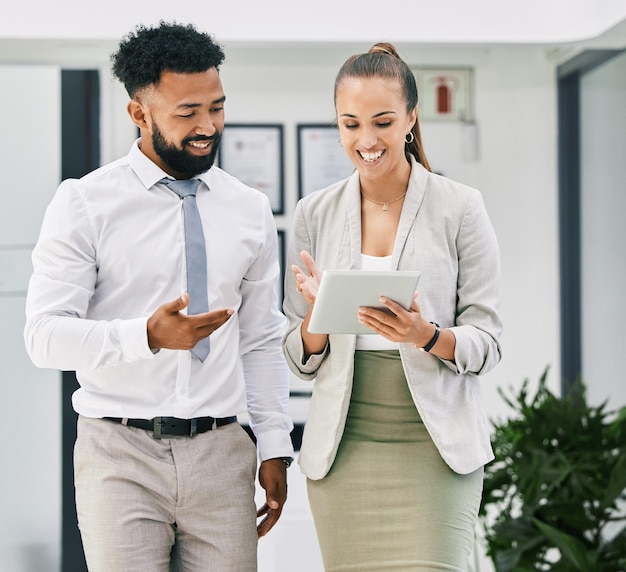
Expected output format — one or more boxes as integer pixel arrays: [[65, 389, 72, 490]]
[[533, 518, 593, 571], [601, 452, 626, 511]]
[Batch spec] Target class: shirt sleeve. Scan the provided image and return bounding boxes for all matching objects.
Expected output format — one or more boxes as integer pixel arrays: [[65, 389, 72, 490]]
[[24, 180, 156, 371], [238, 199, 294, 461]]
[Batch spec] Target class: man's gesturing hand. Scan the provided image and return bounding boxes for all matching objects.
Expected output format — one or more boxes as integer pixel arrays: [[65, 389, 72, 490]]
[[147, 292, 234, 351]]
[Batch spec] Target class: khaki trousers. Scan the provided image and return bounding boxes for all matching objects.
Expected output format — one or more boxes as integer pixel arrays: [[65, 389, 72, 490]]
[[74, 415, 258, 572]]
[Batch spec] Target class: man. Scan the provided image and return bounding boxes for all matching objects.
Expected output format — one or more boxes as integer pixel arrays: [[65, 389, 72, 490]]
[[24, 22, 293, 571]]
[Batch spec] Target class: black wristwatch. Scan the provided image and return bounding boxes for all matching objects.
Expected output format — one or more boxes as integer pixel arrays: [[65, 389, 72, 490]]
[[278, 457, 293, 468], [421, 322, 440, 352]]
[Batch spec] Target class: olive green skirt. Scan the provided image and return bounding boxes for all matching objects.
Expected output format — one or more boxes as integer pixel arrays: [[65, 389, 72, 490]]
[[307, 350, 483, 571]]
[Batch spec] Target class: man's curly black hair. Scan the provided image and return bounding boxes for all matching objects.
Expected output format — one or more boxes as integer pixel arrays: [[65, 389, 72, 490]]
[[111, 21, 225, 98]]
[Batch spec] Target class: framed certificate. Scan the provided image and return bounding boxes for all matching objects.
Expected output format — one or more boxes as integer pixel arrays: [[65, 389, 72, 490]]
[[297, 124, 355, 198], [276, 229, 285, 309], [218, 124, 284, 214]]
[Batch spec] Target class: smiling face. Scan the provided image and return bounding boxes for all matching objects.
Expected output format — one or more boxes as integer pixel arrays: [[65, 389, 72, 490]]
[[336, 76, 416, 187], [128, 68, 225, 179]]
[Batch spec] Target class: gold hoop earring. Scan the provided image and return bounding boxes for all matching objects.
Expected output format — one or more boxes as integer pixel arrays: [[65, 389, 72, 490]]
[[405, 132, 415, 144]]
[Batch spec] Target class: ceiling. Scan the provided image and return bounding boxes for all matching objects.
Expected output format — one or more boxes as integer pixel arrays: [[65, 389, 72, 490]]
[[0, 2, 624, 67], [1, 0, 625, 45]]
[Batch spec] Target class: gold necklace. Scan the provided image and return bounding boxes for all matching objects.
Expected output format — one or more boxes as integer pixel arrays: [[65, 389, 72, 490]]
[[360, 189, 407, 211]]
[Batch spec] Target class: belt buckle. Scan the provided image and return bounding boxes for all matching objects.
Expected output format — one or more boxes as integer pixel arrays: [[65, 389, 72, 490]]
[[153, 417, 164, 439], [153, 416, 197, 438], [153, 417, 175, 439]]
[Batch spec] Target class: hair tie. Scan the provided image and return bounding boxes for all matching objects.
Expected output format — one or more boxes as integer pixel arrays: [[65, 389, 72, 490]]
[[369, 46, 393, 56]]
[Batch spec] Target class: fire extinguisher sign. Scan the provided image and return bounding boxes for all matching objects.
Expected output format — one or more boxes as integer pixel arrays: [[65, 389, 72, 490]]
[[412, 67, 473, 122]]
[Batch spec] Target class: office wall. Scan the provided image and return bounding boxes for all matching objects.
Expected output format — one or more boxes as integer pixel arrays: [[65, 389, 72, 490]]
[[580, 51, 626, 411], [0, 65, 62, 571], [1, 42, 563, 572]]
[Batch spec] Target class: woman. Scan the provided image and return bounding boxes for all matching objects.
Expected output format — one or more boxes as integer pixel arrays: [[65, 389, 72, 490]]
[[283, 43, 502, 571]]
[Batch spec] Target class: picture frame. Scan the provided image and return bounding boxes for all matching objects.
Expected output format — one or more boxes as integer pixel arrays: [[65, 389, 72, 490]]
[[297, 123, 354, 199], [276, 229, 285, 309], [411, 67, 474, 122], [218, 124, 285, 214]]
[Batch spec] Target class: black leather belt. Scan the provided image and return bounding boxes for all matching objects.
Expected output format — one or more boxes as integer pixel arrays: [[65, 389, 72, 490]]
[[105, 415, 237, 438]]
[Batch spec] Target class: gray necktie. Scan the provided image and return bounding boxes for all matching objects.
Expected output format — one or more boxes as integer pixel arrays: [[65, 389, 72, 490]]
[[163, 178, 211, 361]]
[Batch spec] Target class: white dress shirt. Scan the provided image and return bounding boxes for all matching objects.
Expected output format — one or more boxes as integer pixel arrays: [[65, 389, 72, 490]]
[[25, 140, 294, 461]]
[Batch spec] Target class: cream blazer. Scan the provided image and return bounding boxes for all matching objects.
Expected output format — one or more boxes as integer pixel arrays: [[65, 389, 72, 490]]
[[282, 158, 503, 478]]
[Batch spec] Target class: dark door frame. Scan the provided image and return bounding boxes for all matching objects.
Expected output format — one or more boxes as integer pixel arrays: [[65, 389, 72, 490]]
[[557, 49, 623, 393], [61, 68, 100, 572]]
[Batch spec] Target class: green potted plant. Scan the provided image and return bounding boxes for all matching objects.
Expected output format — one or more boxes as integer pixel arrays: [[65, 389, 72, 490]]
[[479, 367, 626, 571]]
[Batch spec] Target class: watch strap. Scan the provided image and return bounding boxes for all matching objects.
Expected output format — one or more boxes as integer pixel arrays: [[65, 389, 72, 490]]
[[421, 322, 440, 352]]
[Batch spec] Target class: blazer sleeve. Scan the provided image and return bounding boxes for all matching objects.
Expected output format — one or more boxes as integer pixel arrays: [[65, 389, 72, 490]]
[[446, 188, 503, 375], [282, 199, 330, 379]]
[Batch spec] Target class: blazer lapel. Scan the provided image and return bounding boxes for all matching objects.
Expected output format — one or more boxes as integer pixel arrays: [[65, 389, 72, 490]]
[[341, 158, 429, 271], [393, 157, 429, 270], [344, 170, 364, 270]]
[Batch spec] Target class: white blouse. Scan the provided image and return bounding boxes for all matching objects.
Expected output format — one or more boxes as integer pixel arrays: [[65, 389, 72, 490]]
[[355, 253, 400, 351]]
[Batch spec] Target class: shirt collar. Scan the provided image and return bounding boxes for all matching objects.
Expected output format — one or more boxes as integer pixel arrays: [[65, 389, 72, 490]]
[[128, 138, 212, 190]]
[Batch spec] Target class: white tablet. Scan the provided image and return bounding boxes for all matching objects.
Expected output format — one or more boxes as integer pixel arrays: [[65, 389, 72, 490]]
[[307, 270, 421, 334]]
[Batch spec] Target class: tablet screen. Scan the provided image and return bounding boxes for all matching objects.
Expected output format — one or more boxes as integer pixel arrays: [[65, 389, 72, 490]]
[[307, 270, 421, 334]]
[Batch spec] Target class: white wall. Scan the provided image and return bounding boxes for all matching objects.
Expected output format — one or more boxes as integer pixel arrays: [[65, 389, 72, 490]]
[[0, 65, 62, 571], [581, 51, 626, 412]]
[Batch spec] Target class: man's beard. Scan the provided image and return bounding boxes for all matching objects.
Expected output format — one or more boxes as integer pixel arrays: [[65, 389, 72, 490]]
[[152, 122, 221, 178]]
